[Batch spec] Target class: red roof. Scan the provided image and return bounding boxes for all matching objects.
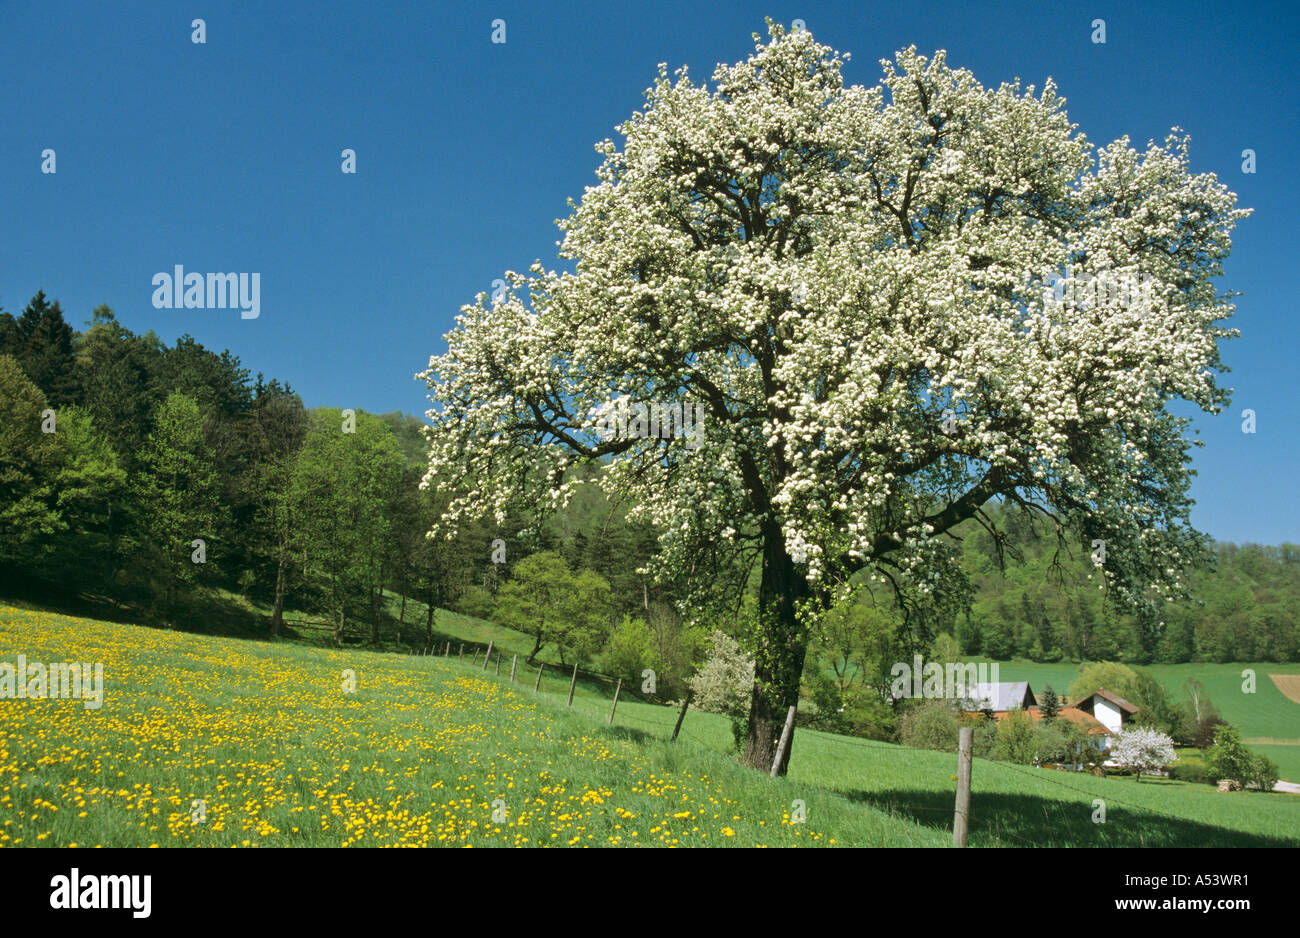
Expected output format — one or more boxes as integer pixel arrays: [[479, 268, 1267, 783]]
[[981, 706, 1113, 735]]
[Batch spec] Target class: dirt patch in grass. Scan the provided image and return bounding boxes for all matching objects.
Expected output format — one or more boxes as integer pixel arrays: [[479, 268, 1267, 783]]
[[1244, 737, 1300, 745], [1268, 673, 1300, 705]]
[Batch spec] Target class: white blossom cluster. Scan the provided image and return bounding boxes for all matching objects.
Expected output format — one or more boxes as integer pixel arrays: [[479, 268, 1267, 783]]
[[589, 397, 705, 449], [417, 23, 1249, 629], [1111, 726, 1178, 777]]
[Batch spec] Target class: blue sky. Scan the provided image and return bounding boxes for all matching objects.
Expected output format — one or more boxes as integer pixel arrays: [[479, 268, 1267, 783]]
[[2, 1, 1296, 544]]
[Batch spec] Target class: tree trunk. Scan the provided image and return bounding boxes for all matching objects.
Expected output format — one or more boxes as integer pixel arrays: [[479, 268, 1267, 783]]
[[369, 586, 380, 645], [270, 554, 287, 639], [526, 630, 543, 666], [740, 522, 811, 774], [425, 587, 435, 649]]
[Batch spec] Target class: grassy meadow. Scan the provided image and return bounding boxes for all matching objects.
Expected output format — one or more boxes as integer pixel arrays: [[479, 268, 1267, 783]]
[[2, 604, 1299, 848]]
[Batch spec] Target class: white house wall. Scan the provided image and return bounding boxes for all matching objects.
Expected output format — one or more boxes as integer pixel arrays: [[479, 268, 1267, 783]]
[[1094, 697, 1122, 733]]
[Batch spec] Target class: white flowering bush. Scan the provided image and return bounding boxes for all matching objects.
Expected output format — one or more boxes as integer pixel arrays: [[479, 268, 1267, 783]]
[[687, 630, 756, 717], [1111, 726, 1177, 781], [419, 22, 1250, 771]]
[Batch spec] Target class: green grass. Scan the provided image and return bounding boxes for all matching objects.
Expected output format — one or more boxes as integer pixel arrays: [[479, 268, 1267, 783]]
[[425, 610, 1300, 782], [210, 589, 1300, 784], [3, 604, 1298, 847], [568, 693, 1300, 846], [1253, 745, 1300, 785], [0, 605, 931, 847], [210, 586, 578, 669]]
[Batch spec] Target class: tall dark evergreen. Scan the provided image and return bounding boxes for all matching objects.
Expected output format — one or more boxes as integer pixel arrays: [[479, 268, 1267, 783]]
[[74, 308, 166, 462], [2, 291, 80, 406], [1039, 685, 1061, 724]]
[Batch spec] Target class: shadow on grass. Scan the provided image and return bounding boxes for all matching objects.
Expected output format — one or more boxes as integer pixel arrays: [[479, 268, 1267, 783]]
[[837, 786, 1298, 847], [2, 572, 282, 640], [188, 591, 282, 638], [0, 572, 150, 629], [2, 570, 478, 650], [604, 725, 656, 745]]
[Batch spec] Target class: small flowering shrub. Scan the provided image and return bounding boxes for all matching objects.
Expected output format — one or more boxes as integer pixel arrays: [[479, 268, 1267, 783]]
[[1111, 726, 1177, 781], [687, 630, 755, 720]]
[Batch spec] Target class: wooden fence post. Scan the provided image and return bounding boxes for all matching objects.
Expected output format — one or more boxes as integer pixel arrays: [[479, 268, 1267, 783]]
[[471, 649, 480, 667], [534, 663, 544, 692], [495, 651, 501, 676], [770, 705, 798, 777], [482, 640, 493, 670], [566, 663, 579, 707], [509, 655, 517, 683], [444, 641, 450, 656], [458, 643, 464, 659], [954, 726, 973, 847], [671, 690, 692, 742], [608, 679, 622, 724]]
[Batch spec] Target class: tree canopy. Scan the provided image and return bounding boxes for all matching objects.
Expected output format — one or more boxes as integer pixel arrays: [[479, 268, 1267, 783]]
[[419, 24, 1249, 772]]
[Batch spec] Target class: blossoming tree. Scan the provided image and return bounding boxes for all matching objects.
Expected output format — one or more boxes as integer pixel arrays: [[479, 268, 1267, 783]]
[[1111, 726, 1177, 782], [419, 24, 1249, 773]]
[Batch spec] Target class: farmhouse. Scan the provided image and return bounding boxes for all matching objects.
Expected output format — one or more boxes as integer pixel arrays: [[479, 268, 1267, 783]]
[[961, 682, 1136, 749], [1071, 687, 1138, 745], [966, 681, 1036, 711]]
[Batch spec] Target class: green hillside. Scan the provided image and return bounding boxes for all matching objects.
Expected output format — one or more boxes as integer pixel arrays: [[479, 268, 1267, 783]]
[[218, 588, 1300, 785], [3, 605, 1297, 848]]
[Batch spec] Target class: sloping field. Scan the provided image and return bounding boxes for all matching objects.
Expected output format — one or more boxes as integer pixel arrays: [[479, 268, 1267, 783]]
[[1269, 673, 1300, 705], [994, 661, 1300, 746], [1, 605, 1297, 848], [0, 606, 936, 848]]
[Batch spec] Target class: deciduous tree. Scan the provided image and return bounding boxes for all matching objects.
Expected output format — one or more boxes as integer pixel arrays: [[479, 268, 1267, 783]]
[[419, 25, 1249, 772], [136, 392, 223, 622], [1112, 726, 1177, 781]]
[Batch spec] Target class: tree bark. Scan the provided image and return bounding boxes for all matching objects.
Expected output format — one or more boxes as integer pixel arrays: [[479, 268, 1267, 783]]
[[369, 585, 380, 645], [741, 520, 810, 775], [425, 587, 436, 649], [270, 555, 287, 639]]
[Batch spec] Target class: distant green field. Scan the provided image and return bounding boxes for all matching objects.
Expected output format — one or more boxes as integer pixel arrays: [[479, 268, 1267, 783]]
[[991, 661, 1300, 739], [1251, 745, 1300, 786], [3, 605, 1298, 848]]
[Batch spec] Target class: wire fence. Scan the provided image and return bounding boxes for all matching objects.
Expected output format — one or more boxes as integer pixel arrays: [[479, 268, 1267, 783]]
[[804, 728, 1175, 844], [410, 638, 681, 706], [408, 639, 1180, 846]]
